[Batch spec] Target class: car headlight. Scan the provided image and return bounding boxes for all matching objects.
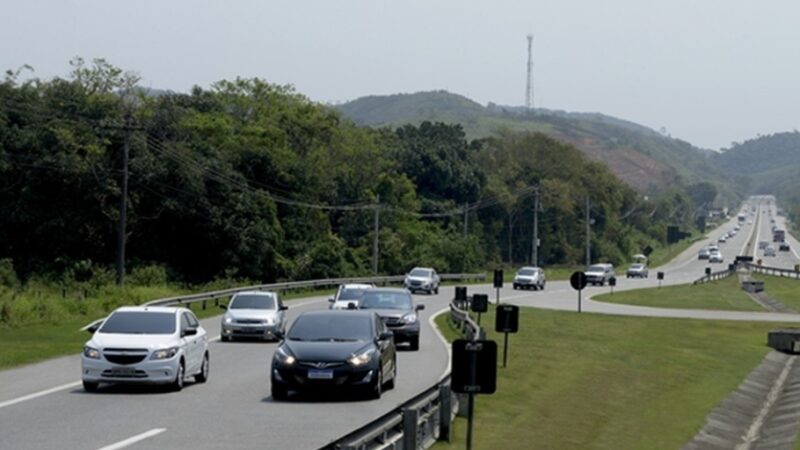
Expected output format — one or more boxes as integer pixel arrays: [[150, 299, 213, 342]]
[[348, 348, 375, 367], [83, 346, 101, 359], [150, 347, 179, 360], [275, 347, 296, 366], [224, 316, 233, 324], [402, 313, 417, 324], [265, 317, 274, 325]]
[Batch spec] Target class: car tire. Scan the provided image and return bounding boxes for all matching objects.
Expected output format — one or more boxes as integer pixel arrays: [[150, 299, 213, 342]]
[[384, 357, 396, 390], [221, 334, 230, 342], [434, 286, 439, 295], [513, 285, 517, 290], [540, 282, 545, 290], [171, 361, 185, 392], [271, 384, 289, 401], [195, 352, 209, 383], [82, 381, 99, 392], [367, 369, 383, 400], [409, 335, 420, 351]]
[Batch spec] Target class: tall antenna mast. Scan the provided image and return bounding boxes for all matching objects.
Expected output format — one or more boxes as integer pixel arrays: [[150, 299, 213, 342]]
[[525, 34, 534, 110]]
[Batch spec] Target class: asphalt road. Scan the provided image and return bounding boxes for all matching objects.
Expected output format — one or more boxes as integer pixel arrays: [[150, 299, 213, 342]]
[[2, 196, 799, 449]]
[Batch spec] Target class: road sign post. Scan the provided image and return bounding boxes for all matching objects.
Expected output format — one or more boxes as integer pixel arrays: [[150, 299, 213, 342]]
[[657, 271, 664, 288], [495, 304, 519, 368], [452, 339, 497, 450], [609, 276, 616, 295], [493, 269, 503, 305], [570, 271, 588, 313], [471, 294, 488, 326]]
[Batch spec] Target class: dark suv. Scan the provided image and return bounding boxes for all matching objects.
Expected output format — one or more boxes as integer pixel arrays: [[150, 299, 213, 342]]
[[358, 288, 425, 350]]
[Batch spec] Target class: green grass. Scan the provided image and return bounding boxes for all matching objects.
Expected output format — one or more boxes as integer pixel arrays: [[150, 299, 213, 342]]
[[593, 276, 762, 311], [648, 234, 704, 268], [434, 308, 786, 450], [752, 274, 800, 311], [0, 319, 90, 369]]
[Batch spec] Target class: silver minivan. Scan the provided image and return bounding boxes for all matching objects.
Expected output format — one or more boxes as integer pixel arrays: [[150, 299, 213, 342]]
[[512, 266, 546, 290]]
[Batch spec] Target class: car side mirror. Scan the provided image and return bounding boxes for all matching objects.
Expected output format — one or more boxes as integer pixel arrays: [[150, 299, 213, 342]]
[[219, 304, 227, 310], [87, 323, 100, 334], [182, 328, 198, 337], [347, 302, 358, 310], [274, 330, 284, 340], [280, 305, 288, 311], [415, 304, 425, 311], [378, 331, 394, 341], [328, 298, 335, 303]]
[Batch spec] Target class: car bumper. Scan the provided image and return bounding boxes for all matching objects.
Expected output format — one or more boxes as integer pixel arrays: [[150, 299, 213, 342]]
[[222, 323, 280, 339], [386, 322, 420, 342], [271, 362, 378, 391], [81, 356, 179, 384]]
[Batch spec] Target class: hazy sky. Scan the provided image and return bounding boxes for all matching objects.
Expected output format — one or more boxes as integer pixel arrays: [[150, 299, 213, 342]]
[[2, 0, 798, 149]]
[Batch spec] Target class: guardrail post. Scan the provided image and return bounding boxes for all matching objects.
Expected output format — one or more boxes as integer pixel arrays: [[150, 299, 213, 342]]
[[215, 298, 219, 307], [202, 299, 207, 310], [403, 406, 419, 450], [439, 384, 452, 442]]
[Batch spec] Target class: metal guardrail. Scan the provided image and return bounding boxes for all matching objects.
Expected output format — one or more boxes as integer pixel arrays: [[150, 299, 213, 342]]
[[693, 268, 735, 284], [323, 300, 484, 449], [743, 263, 800, 280], [143, 273, 486, 308]]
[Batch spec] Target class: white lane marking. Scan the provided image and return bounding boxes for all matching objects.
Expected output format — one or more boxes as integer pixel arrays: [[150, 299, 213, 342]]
[[429, 308, 452, 381], [96, 428, 167, 450], [0, 381, 81, 410]]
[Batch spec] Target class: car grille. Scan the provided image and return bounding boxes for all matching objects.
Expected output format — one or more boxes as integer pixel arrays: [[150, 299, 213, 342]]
[[101, 369, 148, 379], [382, 317, 404, 326], [103, 348, 148, 365], [299, 361, 344, 369], [236, 319, 266, 324]]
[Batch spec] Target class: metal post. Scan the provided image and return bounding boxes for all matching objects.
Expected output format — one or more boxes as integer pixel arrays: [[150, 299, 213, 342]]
[[578, 289, 582, 313], [463, 204, 468, 238], [585, 196, 591, 267], [372, 194, 380, 274], [495, 287, 500, 306], [116, 126, 131, 286], [402, 406, 419, 450], [532, 188, 539, 266], [466, 393, 475, 450], [439, 384, 452, 442], [503, 332, 509, 368]]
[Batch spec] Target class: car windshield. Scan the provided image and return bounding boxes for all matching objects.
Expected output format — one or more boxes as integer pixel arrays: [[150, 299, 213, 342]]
[[230, 295, 276, 310], [587, 265, 605, 272], [518, 269, 537, 276], [99, 311, 176, 334], [359, 292, 413, 310], [338, 288, 368, 301], [630, 264, 644, 269], [287, 314, 372, 341], [409, 269, 431, 277]]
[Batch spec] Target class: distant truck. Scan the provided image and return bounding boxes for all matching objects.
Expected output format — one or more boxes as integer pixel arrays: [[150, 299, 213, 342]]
[[737, 213, 746, 223], [773, 229, 786, 243]]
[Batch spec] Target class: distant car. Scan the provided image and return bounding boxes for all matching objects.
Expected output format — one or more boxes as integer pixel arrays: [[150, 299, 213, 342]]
[[626, 263, 649, 278], [329, 283, 375, 310], [764, 247, 777, 257], [358, 288, 424, 350], [709, 251, 723, 263], [758, 241, 769, 250], [718, 235, 727, 243], [82, 306, 209, 392], [779, 243, 791, 252], [403, 267, 440, 295], [512, 266, 546, 290], [698, 248, 710, 260], [585, 263, 615, 286], [270, 310, 396, 401], [220, 291, 288, 342]]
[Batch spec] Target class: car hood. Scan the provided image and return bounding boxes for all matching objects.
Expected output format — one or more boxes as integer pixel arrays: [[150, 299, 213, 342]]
[[584, 271, 605, 277], [89, 332, 179, 350], [283, 340, 371, 362], [226, 309, 278, 320], [405, 276, 432, 283], [515, 275, 537, 280], [360, 308, 410, 319]]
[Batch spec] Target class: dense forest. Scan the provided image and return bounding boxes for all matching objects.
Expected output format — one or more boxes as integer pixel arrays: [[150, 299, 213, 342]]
[[0, 59, 704, 286]]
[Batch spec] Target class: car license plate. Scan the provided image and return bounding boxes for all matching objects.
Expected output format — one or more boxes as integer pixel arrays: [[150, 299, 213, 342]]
[[307, 369, 333, 380], [110, 367, 136, 376]]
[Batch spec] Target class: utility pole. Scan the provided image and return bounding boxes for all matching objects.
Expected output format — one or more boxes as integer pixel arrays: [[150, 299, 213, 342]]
[[463, 204, 469, 238], [585, 196, 591, 267], [531, 188, 539, 266], [115, 119, 132, 287], [372, 195, 380, 274]]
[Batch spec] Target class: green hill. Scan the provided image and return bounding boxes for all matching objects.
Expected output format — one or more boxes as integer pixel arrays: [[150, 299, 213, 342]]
[[335, 91, 740, 204]]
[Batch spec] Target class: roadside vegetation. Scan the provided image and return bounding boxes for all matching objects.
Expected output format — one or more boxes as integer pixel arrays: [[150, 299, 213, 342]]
[[593, 276, 762, 311], [434, 308, 785, 449], [752, 274, 800, 311]]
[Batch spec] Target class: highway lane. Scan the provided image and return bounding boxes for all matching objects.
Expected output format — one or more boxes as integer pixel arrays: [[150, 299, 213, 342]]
[[3, 197, 800, 449]]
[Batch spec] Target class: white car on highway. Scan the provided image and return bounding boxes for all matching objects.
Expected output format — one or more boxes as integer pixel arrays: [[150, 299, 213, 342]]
[[220, 291, 287, 341], [404, 267, 440, 295], [81, 306, 209, 392], [709, 251, 724, 263], [329, 283, 375, 310]]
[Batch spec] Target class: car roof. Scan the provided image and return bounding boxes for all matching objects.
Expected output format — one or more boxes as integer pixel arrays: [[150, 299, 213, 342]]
[[410, 267, 434, 271], [298, 309, 376, 319], [518, 266, 541, 271], [232, 291, 277, 297], [364, 287, 411, 295], [340, 283, 374, 289], [113, 305, 182, 314]]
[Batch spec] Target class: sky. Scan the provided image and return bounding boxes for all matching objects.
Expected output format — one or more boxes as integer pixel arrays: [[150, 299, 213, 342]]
[[2, 0, 798, 150]]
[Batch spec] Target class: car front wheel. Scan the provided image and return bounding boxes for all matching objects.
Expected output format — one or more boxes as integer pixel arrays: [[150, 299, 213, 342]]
[[82, 381, 99, 392], [195, 352, 209, 383], [409, 335, 420, 351], [271, 383, 289, 401], [171, 361, 185, 392]]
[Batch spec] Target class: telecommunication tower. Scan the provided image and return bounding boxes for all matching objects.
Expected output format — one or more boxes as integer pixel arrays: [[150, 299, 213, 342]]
[[525, 34, 534, 110]]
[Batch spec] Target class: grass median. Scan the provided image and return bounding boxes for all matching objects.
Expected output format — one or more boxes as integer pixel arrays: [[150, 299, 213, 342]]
[[593, 275, 762, 311], [752, 274, 800, 311], [434, 307, 784, 450]]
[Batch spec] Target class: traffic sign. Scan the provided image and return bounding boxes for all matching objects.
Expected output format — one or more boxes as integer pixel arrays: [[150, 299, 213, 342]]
[[570, 271, 588, 290], [471, 294, 488, 313], [452, 340, 497, 394], [495, 305, 519, 333], [493, 269, 503, 288]]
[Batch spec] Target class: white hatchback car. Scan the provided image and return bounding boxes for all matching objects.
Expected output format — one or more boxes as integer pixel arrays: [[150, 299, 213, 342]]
[[82, 306, 209, 392], [220, 291, 287, 341], [329, 283, 375, 310]]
